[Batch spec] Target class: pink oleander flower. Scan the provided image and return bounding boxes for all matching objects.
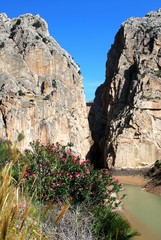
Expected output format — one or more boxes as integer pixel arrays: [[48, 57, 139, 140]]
[[68, 196, 72, 201], [57, 183, 60, 187], [57, 201, 62, 206], [105, 169, 109, 174], [112, 176, 119, 182], [90, 192, 94, 195], [21, 177, 27, 182], [32, 174, 37, 177], [24, 172, 29, 177], [101, 203, 106, 207], [86, 169, 90, 174], [75, 173, 80, 178], [65, 151, 70, 155], [107, 185, 114, 191], [56, 173, 62, 177], [81, 161, 86, 167]]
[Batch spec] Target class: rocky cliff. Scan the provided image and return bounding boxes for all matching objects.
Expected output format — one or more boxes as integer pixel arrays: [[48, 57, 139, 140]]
[[90, 9, 161, 168], [0, 13, 91, 158]]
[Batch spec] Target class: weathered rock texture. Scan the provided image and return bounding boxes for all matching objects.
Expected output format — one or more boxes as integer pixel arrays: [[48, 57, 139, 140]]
[[90, 9, 161, 168], [0, 13, 91, 158]]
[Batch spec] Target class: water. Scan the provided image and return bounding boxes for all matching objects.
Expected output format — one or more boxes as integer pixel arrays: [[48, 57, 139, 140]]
[[123, 184, 161, 240]]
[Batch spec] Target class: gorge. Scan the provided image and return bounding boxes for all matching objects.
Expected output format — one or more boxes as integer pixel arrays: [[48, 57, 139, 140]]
[[1, 9, 161, 240], [1, 9, 161, 170]]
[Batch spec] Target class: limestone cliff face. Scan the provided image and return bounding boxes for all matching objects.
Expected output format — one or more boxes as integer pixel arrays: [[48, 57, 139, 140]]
[[90, 9, 161, 168], [0, 13, 91, 158]]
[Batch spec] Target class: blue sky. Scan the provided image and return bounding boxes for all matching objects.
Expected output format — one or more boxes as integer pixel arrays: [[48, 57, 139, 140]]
[[0, 1, 161, 101]]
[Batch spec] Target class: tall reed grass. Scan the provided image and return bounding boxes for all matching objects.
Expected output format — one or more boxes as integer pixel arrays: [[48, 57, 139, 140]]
[[0, 163, 45, 240]]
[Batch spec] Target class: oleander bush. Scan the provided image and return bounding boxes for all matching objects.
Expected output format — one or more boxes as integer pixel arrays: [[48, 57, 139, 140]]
[[0, 139, 138, 239], [12, 140, 122, 208]]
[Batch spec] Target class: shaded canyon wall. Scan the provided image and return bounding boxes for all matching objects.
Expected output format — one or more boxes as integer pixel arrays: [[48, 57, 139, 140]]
[[89, 9, 161, 168]]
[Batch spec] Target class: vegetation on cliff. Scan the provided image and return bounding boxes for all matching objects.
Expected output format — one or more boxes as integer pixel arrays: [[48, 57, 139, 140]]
[[145, 160, 161, 196]]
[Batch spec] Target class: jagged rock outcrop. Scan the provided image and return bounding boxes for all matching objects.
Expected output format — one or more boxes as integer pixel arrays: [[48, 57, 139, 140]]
[[90, 9, 161, 168], [0, 13, 91, 158]]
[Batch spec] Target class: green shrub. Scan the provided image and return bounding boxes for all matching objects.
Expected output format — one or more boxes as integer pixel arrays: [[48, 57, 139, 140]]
[[42, 37, 48, 43], [92, 206, 139, 240], [9, 31, 16, 39], [35, 35, 40, 40], [17, 132, 25, 142], [11, 25, 16, 32], [52, 79, 57, 88], [43, 95, 50, 100], [0, 42, 4, 49], [12, 140, 122, 207], [18, 89, 25, 96], [154, 160, 161, 168], [0, 140, 13, 166], [154, 70, 161, 77], [32, 21, 42, 28], [15, 19, 21, 25]]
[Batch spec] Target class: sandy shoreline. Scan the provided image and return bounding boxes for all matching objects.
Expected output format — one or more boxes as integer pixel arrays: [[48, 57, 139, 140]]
[[111, 167, 161, 197], [112, 168, 148, 186], [114, 175, 146, 186]]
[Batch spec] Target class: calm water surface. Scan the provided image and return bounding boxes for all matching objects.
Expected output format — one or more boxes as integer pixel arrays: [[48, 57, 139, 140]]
[[123, 184, 161, 240]]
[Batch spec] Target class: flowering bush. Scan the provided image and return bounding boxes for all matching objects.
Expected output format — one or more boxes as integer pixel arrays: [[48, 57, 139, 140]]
[[12, 141, 122, 208]]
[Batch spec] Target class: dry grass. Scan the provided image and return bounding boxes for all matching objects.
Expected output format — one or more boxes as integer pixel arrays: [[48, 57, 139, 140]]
[[0, 163, 45, 240], [43, 204, 94, 240]]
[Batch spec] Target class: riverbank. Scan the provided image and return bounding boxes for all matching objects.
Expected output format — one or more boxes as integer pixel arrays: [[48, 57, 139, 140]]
[[111, 168, 148, 187], [122, 185, 161, 240], [112, 168, 161, 240], [112, 168, 161, 197]]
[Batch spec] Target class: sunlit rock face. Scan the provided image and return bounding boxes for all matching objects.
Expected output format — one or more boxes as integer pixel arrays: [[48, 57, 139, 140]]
[[0, 13, 91, 158], [90, 9, 161, 168]]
